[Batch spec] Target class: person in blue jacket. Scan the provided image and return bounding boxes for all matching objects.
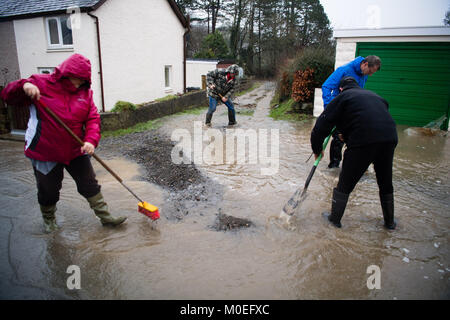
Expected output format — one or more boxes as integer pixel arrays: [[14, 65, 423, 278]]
[[321, 55, 381, 168]]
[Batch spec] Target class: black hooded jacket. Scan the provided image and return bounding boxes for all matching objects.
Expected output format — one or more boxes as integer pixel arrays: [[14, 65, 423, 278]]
[[311, 82, 398, 155]]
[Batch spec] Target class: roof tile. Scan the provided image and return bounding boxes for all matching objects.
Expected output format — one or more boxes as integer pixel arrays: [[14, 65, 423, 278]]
[[0, 0, 103, 18]]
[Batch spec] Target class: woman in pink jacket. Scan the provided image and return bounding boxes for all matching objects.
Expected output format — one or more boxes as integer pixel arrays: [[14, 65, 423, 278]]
[[1, 54, 126, 233]]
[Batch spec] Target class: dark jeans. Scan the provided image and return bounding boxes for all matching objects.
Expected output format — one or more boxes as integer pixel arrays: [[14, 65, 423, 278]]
[[207, 96, 236, 118], [33, 155, 101, 206], [336, 142, 397, 195]]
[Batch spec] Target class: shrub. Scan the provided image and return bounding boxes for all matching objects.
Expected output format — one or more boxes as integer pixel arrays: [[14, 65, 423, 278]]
[[291, 68, 315, 103], [277, 71, 292, 102], [111, 101, 137, 113], [288, 46, 335, 88], [275, 46, 335, 105]]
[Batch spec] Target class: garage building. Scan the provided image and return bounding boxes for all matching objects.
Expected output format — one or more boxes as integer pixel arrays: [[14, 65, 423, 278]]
[[314, 26, 450, 131]]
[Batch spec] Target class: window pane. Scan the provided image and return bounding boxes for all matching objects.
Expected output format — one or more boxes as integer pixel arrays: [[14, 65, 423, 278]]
[[38, 67, 55, 74], [48, 19, 59, 44], [165, 67, 170, 87], [60, 16, 73, 45]]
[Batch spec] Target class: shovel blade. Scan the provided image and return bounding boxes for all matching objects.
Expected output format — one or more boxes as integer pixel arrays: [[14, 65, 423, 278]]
[[281, 188, 308, 216]]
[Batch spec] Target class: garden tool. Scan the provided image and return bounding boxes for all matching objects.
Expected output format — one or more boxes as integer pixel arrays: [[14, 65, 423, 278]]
[[37, 99, 160, 221], [279, 128, 335, 221]]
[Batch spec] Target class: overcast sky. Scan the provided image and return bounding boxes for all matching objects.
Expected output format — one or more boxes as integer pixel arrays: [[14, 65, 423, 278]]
[[319, 0, 450, 29]]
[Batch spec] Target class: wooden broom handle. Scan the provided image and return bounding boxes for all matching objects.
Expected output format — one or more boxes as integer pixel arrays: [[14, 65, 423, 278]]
[[38, 100, 124, 184]]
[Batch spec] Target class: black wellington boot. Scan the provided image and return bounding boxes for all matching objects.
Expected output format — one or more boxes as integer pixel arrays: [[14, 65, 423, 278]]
[[323, 188, 349, 228], [205, 113, 213, 127], [227, 109, 237, 126], [380, 193, 396, 230]]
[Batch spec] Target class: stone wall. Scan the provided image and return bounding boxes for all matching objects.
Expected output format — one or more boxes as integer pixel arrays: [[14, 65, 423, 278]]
[[100, 89, 209, 131], [100, 78, 254, 132], [0, 79, 254, 134]]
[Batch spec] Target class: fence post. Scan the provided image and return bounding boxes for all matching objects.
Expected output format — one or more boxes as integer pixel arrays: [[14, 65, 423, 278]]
[[201, 75, 206, 90]]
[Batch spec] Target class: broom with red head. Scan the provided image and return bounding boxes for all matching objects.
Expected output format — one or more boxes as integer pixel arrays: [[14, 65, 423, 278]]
[[37, 99, 160, 221]]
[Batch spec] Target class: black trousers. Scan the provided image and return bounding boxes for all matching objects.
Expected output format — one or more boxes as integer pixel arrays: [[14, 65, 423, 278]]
[[33, 155, 101, 206], [336, 142, 397, 195], [329, 131, 345, 166]]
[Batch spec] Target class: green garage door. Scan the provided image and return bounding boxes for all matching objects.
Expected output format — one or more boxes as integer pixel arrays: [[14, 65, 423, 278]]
[[356, 42, 450, 130]]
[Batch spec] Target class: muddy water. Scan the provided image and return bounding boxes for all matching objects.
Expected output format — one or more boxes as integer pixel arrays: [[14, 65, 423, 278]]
[[0, 82, 449, 299]]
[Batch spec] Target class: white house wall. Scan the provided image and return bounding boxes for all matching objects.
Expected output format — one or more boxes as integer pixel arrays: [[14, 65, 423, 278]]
[[94, 0, 186, 110], [74, 14, 102, 111], [14, 18, 72, 81], [12, 0, 186, 112], [186, 60, 217, 88], [13, 15, 102, 109]]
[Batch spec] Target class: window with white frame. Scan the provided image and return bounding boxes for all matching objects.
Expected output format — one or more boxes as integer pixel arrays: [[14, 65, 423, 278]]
[[45, 16, 73, 48], [38, 67, 55, 74], [165, 65, 172, 89]]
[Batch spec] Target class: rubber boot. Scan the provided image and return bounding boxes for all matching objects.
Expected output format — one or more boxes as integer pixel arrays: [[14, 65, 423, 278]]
[[205, 113, 212, 127], [87, 192, 127, 226], [380, 193, 396, 230], [227, 109, 237, 126], [40, 204, 58, 233], [322, 188, 349, 228]]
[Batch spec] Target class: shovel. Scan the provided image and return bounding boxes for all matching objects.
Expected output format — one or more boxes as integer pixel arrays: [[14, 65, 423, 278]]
[[37, 99, 160, 220], [279, 128, 335, 221]]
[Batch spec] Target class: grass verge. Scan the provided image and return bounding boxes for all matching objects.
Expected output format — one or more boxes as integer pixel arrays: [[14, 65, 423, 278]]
[[269, 98, 313, 122], [155, 94, 179, 102], [101, 119, 164, 138]]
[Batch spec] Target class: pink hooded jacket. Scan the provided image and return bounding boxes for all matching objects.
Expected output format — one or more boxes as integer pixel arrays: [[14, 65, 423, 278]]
[[1, 54, 101, 165]]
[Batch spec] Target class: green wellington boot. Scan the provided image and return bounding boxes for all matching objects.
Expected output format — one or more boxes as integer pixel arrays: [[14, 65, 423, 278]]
[[40, 204, 58, 233], [87, 192, 127, 226]]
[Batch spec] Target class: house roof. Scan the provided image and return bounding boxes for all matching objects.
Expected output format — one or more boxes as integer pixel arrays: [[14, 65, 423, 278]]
[[0, 0, 105, 20], [333, 26, 450, 39], [0, 0, 188, 27]]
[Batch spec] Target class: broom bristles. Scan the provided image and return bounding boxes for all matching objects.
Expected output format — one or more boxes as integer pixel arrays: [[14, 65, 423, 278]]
[[138, 202, 160, 220]]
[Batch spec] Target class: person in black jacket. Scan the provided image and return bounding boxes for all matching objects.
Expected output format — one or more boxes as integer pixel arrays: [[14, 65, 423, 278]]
[[311, 77, 398, 230]]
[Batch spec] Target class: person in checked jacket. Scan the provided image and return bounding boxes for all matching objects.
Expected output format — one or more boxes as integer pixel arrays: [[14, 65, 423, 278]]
[[205, 64, 240, 127]]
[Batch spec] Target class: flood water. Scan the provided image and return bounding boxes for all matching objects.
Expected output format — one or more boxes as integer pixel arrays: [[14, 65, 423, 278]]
[[0, 82, 448, 299]]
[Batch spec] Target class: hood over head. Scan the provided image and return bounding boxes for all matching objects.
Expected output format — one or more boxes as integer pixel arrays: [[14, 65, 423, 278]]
[[226, 64, 239, 76], [51, 53, 92, 87]]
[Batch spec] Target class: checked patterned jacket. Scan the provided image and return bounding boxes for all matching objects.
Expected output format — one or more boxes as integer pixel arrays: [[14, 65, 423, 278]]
[[206, 68, 238, 100]]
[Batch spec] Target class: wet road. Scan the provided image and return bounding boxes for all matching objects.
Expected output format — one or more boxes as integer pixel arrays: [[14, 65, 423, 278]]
[[0, 82, 449, 299]]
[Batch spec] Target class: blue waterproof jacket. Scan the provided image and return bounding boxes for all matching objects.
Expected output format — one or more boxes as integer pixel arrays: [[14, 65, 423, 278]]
[[321, 56, 368, 108]]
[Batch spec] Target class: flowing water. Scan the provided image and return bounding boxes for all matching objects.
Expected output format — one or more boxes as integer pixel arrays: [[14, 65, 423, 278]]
[[0, 82, 448, 299]]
